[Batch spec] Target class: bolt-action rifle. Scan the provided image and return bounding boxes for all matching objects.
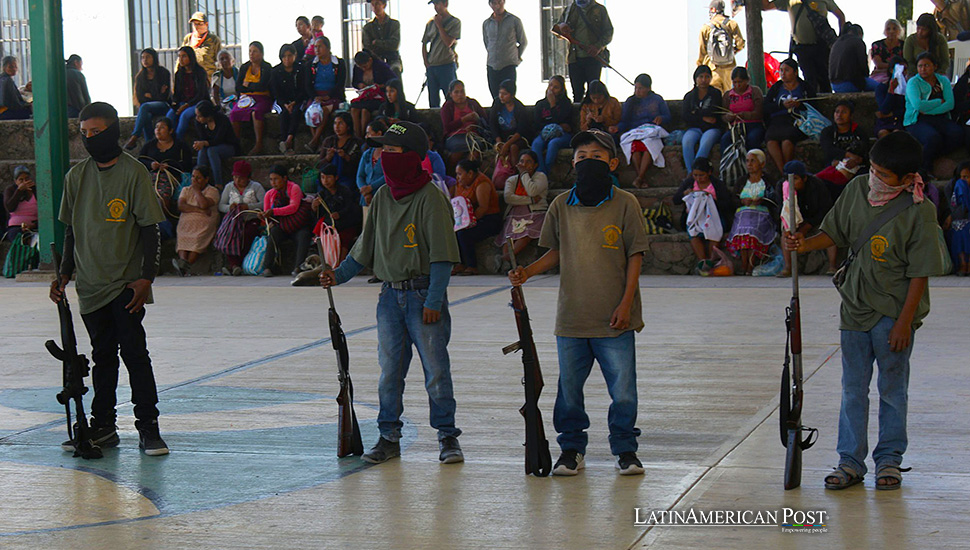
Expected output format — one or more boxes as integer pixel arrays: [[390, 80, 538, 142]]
[[328, 282, 364, 458], [503, 239, 552, 477], [780, 179, 817, 489]]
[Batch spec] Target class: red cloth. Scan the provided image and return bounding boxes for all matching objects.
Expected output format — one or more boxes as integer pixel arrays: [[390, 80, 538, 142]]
[[630, 140, 647, 153], [815, 165, 850, 186]]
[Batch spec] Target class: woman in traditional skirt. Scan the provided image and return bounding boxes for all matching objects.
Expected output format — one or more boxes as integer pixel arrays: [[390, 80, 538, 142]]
[[215, 160, 265, 276], [173, 165, 222, 276], [497, 150, 548, 261], [726, 149, 778, 275]]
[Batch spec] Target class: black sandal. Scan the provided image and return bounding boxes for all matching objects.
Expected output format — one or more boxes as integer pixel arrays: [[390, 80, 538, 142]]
[[875, 464, 909, 491], [824, 464, 863, 490]]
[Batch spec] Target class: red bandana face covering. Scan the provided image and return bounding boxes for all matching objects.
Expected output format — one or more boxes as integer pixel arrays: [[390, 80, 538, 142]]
[[382, 151, 430, 200], [868, 168, 925, 207]]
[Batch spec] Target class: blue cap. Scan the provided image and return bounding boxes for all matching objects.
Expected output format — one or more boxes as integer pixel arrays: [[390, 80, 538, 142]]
[[783, 160, 807, 177]]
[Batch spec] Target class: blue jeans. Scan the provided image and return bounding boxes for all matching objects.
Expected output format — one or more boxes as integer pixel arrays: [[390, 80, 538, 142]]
[[426, 63, 458, 109], [682, 127, 723, 172], [838, 316, 914, 476], [132, 101, 170, 141], [554, 331, 640, 455], [719, 122, 765, 152], [376, 285, 460, 442], [166, 105, 197, 140], [531, 132, 573, 174], [831, 79, 879, 93], [197, 143, 236, 187], [906, 114, 965, 172]]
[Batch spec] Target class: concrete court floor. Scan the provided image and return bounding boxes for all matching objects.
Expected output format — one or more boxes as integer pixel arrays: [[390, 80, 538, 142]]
[[0, 274, 967, 550]]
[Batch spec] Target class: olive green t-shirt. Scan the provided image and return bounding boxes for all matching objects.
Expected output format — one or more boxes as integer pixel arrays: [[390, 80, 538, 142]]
[[58, 153, 166, 315], [539, 188, 650, 339], [350, 183, 459, 282], [422, 15, 461, 67], [773, 0, 839, 45], [818, 176, 952, 332]]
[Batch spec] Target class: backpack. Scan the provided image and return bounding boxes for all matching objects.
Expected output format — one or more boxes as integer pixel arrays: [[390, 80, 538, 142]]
[[708, 21, 735, 66]]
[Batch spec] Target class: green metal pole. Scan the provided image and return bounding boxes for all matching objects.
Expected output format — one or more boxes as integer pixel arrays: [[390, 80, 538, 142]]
[[28, 0, 70, 265], [745, 1, 767, 93]]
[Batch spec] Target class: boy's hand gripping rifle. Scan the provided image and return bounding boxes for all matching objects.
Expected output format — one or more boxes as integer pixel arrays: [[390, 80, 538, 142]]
[[502, 239, 553, 477], [46, 243, 103, 459], [780, 180, 817, 489]]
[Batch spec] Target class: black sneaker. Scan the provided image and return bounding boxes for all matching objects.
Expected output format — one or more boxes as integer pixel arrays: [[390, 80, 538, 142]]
[[361, 437, 400, 464], [438, 436, 464, 464], [552, 450, 585, 476], [137, 421, 170, 456], [616, 452, 644, 475], [61, 423, 119, 452]]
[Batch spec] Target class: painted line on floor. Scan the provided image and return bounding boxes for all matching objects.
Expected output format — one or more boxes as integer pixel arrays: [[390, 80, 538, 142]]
[[0, 284, 510, 443]]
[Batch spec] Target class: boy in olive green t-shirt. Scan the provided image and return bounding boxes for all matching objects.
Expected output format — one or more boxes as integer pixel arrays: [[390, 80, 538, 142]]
[[322, 122, 464, 466], [509, 129, 649, 476], [788, 132, 951, 490], [50, 102, 169, 457]]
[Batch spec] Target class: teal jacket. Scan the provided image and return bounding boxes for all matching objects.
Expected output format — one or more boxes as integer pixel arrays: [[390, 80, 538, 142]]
[[904, 73, 954, 127]]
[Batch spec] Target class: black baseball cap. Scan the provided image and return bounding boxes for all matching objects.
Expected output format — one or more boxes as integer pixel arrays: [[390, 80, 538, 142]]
[[367, 121, 429, 158], [570, 129, 617, 158]]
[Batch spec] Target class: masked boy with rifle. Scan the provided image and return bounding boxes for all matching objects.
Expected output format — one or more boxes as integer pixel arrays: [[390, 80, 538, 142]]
[[787, 132, 950, 490], [49, 102, 169, 456], [320, 121, 464, 465], [509, 129, 649, 476]]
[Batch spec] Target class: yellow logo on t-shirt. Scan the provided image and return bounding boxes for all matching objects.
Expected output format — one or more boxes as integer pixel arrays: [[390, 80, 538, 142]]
[[602, 225, 621, 250], [106, 198, 127, 222], [404, 223, 418, 248], [870, 235, 889, 262]]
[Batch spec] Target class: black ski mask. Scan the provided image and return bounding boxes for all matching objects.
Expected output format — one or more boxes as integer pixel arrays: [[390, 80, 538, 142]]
[[81, 120, 123, 164], [573, 158, 613, 206]]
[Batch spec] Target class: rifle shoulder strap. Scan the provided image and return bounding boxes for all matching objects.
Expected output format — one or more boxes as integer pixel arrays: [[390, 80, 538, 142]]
[[574, 4, 605, 46], [848, 195, 915, 257]]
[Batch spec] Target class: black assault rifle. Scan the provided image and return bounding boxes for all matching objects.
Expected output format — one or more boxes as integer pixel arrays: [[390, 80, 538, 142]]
[[46, 243, 103, 459], [502, 239, 552, 477], [780, 179, 817, 489], [327, 279, 364, 458]]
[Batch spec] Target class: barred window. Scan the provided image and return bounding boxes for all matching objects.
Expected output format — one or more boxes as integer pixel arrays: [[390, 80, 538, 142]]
[[540, 0, 570, 81], [342, 0, 370, 63], [128, 0, 241, 78], [0, 0, 30, 86]]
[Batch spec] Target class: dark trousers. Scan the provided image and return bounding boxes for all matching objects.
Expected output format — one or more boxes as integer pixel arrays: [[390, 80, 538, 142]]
[[0, 107, 31, 120], [568, 58, 603, 103], [719, 122, 766, 152], [278, 105, 301, 141], [265, 225, 311, 274], [80, 288, 160, 429], [793, 43, 831, 94], [487, 65, 517, 101], [456, 213, 502, 268], [906, 114, 965, 172]]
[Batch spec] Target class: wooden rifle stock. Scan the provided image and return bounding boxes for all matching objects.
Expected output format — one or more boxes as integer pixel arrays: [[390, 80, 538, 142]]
[[46, 243, 102, 459], [329, 287, 364, 458], [504, 239, 552, 477]]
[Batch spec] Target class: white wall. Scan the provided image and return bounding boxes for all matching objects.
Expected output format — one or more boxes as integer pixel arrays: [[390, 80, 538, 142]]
[[62, 0, 132, 116], [54, 0, 909, 118]]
